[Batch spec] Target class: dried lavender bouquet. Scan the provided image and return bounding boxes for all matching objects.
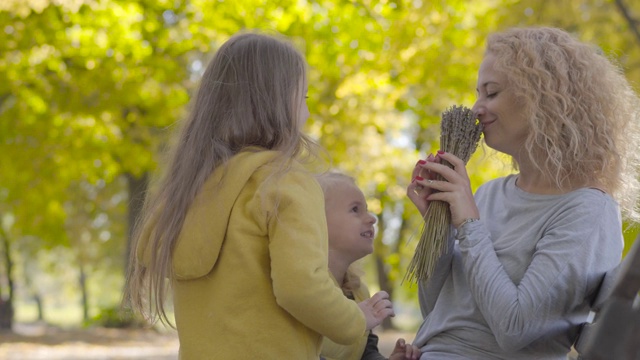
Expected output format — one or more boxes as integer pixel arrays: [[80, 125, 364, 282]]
[[404, 105, 483, 284]]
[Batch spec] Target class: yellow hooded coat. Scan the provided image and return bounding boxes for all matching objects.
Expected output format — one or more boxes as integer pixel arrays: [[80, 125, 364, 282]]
[[320, 279, 375, 360], [138, 149, 366, 359]]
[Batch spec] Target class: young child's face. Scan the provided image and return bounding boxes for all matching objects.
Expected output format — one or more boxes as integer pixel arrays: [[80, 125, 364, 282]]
[[325, 180, 377, 262]]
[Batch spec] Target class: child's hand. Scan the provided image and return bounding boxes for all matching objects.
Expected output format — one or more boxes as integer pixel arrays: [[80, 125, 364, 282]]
[[389, 338, 421, 360], [358, 291, 395, 330]]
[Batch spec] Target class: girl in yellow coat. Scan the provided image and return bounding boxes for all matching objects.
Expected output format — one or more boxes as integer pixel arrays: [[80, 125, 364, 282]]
[[125, 31, 395, 359], [317, 172, 421, 360]]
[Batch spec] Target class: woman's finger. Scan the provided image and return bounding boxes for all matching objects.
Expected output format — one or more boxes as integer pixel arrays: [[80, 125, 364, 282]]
[[419, 162, 462, 184], [436, 151, 469, 177]]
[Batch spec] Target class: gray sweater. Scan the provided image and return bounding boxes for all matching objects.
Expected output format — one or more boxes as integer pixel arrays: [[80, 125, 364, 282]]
[[413, 175, 623, 359]]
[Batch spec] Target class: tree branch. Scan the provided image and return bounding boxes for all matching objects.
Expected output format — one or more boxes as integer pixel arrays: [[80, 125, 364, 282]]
[[614, 0, 640, 47]]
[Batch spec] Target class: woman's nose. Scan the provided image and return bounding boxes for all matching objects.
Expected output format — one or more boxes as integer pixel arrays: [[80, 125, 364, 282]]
[[472, 101, 485, 119]]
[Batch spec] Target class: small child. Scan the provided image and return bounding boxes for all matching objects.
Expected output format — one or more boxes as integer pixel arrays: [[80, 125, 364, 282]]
[[124, 32, 393, 359], [317, 172, 421, 360]]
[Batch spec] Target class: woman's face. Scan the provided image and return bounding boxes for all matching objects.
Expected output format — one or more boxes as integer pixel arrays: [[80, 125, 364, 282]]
[[472, 53, 529, 157]]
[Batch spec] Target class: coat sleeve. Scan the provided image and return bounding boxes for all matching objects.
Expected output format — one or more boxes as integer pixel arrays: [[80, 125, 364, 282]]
[[261, 169, 366, 345]]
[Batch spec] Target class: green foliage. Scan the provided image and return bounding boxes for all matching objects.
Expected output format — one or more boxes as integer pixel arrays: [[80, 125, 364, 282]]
[[85, 306, 146, 329], [0, 0, 638, 326], [623, 224, 640, 257], [495, 0, 640, 89]]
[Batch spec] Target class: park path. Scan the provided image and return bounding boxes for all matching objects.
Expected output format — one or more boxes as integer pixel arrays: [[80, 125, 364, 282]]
[[0, 322, 414, 359], [0, 323, 179, 360]]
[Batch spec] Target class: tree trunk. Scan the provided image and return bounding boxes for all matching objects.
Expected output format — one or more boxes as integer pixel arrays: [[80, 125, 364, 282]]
[[374, 254, 395, 330], [79, 260, 89, 321], [23, 260, 44, 322], [374, 209, 396, 330], [374, 204, 413, 331], [0, 299, 13, 330], [125, 172, 148, 275], [34, 294, 43, 321], [22, 261, 44, 321], [0, 224, 14, 330]]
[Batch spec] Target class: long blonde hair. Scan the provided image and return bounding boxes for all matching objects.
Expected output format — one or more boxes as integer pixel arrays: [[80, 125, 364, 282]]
[[125, 31, 318, 325], [487, 27, 640, 221]]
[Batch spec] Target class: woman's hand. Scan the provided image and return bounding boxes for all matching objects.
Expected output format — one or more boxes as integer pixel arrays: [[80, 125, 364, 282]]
[[389, 338, 421, 360], [358, 291, 395, 330], [406, 153, 439, 217], [410, 151, 479, 228]]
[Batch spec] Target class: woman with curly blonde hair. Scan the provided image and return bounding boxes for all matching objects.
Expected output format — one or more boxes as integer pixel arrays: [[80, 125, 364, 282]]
[[407, 27, 640, 359]]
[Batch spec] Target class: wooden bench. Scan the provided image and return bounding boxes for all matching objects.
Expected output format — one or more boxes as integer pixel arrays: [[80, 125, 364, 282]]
[[573, 235, 640, 360]]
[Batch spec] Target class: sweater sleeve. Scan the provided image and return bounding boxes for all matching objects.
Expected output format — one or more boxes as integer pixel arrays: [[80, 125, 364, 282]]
[[456, 194, 622, 352], [262, 168, 366, 345]]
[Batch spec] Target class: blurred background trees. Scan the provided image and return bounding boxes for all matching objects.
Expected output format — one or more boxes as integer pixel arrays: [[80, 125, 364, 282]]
[[0, 0, 638, 331]]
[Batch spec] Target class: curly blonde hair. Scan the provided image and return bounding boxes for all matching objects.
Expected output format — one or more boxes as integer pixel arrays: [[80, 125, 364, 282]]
[[487, 27, 640, 221]]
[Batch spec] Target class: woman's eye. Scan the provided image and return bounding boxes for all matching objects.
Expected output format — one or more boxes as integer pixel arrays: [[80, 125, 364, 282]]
[[487, 92, 497, 98], [351, 206, 359, 212]]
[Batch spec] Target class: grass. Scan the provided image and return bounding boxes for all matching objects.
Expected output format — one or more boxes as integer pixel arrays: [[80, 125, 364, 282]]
[[14, 301, 83, 327]]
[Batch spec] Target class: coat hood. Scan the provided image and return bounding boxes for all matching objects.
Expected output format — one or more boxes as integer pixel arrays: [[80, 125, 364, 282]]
[[138, 149, 279, 280], [173, 150, 280, 279]]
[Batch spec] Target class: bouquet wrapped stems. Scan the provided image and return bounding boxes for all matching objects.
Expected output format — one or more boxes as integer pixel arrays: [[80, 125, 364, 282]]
[[404, 105, 483, 284]]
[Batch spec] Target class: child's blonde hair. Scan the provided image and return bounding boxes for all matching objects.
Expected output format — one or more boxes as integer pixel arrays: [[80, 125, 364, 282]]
[[487, 27, 640, 221], [126, 31, 318, 325], [316, 171, 364, 296]]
